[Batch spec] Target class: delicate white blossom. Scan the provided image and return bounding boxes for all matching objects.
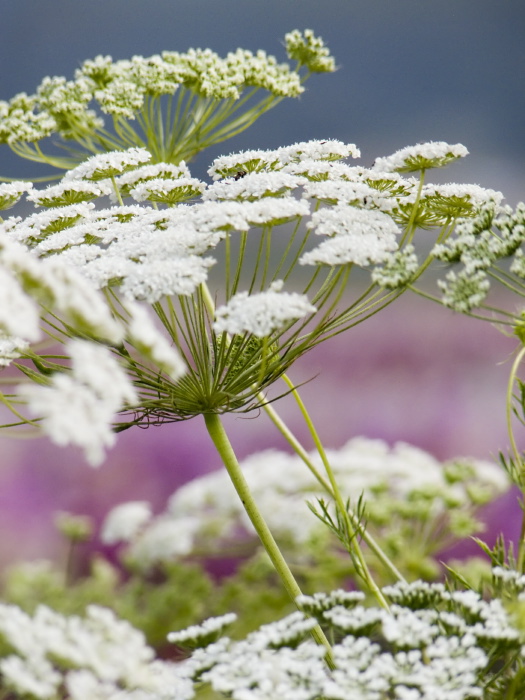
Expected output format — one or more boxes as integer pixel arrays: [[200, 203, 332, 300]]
[[63, 148, 152, 182], [101, 501, 152, 545], [213, 281, 316, 338], [372, 142, 469, 173]]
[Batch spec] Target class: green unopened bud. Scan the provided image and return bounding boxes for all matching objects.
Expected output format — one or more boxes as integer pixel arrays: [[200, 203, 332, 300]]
[[54, 511, 94, 542]]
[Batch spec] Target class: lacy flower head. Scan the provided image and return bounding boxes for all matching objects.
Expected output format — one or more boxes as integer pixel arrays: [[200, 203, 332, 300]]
[[0, 138, 488, 461], [0, 30, 334, 172]]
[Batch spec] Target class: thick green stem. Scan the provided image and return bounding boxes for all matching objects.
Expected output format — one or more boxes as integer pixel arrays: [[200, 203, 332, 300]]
[[203, 411, 335, 668]]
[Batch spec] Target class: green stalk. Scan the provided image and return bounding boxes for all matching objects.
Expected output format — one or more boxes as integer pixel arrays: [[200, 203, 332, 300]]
[[280, 375, 394, 609], [506, 345, 525, 572], [259, 395, 406, 585], [203, 411, 335, 668]]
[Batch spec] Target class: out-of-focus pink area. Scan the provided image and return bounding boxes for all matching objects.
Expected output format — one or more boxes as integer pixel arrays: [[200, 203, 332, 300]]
[[0, 292, 521, 569]]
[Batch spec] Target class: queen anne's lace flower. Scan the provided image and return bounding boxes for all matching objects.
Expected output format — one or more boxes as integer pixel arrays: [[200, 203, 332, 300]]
[[168, 613, 237, 648], [300, 206, 400, 267], [203, 171, 305, 202], [0, 181, 33, 210], [63, 148, 152, 182], [106, 436, 508, 568], [27, 180, 112, 208], [373, 141, 469, 173], [213, 281, 316, 338]]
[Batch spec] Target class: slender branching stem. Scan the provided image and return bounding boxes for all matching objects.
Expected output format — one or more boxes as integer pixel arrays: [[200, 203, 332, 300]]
[[506, 346, 525, 572], [260, 393, 406, 586]]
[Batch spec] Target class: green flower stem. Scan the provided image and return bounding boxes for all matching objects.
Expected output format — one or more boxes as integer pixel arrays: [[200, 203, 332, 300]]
[[281, 373, 395, 609], [203, 411, 335, 669], [110, 176, 124, 206], [401, 169, 426, 247], [506, 345, 525, 572], [260, 394, 406, 586]]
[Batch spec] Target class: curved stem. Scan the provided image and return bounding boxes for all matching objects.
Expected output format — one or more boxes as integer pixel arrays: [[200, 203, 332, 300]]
[[506, 346, 525, 572], [203, 411, 335, 668], [506, 346, 525, 469], [260, 394, 406, 586], [280, 375, 397, 608]]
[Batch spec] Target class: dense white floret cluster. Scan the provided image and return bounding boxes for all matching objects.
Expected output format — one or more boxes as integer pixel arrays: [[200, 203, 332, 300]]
[[0, 576, 521, 700], [213, 281, 316, 337], [0, 604, 194, 700], [372, 142, 469, 173]]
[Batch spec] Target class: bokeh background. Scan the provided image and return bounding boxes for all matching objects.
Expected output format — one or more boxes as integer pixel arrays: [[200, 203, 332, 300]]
[[0, 0, 524, 568]]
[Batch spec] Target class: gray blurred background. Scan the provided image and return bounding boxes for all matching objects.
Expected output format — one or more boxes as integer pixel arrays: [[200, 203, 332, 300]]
[[0, 1, 524, 566]]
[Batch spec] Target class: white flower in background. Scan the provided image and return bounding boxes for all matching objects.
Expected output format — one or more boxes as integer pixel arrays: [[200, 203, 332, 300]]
[[213, 281, 316, 338], [0, 654, 61, 700], [127, 516, 201, 567], [101, 501, 152, 545], [20, 340, 137, 466], [107, 437, 509, 568]]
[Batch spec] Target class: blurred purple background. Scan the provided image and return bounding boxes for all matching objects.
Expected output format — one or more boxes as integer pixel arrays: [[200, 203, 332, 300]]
[[0, 0, 524, 569]]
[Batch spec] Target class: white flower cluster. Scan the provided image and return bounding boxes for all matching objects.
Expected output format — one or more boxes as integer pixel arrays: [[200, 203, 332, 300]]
[[0, 603, 193, 700], [284, 29, 336, 72], [0, 232, 123, 346], [432, 202, 525, 313], [0, 181, 33, 210], [300, 206, 401, 267], [168, 613, 237, 648], [213, 280, 316, 338], [1, 141, 418, 311], [0, 577, 519, 700], [173, 578, 522, 700], [373, 141, 469, 173], [101, 436, 509, 567]]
